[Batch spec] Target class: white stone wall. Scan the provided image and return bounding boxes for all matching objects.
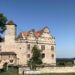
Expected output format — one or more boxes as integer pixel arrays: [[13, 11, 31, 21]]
[[40, 66, 75, 73], [19, 66, 75, 74]]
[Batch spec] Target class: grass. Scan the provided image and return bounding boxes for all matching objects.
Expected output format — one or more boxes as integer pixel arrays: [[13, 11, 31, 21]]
[[29, 73, 75, 75], [0, 71, 19, 75], [0, 71, 75, 75], [28, 73, 75, 75]]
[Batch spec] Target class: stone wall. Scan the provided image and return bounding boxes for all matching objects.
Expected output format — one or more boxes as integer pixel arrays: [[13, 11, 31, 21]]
[[19, 66, 75, 74], [40, 66, 75, 73]]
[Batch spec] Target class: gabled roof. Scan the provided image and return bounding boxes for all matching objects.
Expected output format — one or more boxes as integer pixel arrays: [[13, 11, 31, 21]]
[[17, 27, 50, 39], [19, 30, 42, 39]]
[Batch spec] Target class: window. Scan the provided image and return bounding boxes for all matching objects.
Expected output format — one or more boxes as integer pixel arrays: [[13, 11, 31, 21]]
[[19, 47, 21, 49], [27, 44, 30, 50], [51, 54, 54, 59], [0, 60, 2, 63], [0, 46, 1, 51], [10, 60, 13, 63], [51, 46, 54, 51], [27, 54, 30, 58], [42, 53, 45, 58], [41, 45, 45, 50], [34, 45, 37, 47]]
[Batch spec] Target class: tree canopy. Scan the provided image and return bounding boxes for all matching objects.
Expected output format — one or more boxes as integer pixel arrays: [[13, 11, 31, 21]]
[[0, 13, 7, 33]]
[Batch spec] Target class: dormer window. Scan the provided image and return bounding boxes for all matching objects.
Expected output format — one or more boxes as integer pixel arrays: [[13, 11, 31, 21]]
[[43, 27, 49, 33]]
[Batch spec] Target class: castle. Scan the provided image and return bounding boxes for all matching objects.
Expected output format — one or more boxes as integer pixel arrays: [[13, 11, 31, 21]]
[[0, 21, 56, 68]]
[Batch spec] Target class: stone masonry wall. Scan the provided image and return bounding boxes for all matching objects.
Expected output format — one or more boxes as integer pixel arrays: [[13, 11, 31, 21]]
[[19, 66, 75, 74]]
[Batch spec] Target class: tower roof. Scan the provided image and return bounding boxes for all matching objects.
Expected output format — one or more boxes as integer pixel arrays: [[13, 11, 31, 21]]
[[6, 20, 17, 26]]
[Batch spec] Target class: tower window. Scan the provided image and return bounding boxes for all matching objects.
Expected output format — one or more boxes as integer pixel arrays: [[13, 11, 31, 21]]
[[27, 44, 30, 50], [51, 54, 54, 59], [51, 46, 54, 51], [41, 45, 45, 50]]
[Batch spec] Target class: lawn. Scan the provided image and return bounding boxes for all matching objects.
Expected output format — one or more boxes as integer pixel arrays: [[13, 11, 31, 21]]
[[29, 73, 75, 75], [0, 71, 19, 75], [0, 72, 75, 75]]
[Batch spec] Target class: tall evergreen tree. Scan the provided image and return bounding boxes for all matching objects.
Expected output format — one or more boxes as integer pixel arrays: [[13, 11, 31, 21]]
[[28, 45, 43, 70]]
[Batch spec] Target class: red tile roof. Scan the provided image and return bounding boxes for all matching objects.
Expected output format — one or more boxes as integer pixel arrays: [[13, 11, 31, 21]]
[[34, 31, 42, 38], [19, 30, 43, 39]]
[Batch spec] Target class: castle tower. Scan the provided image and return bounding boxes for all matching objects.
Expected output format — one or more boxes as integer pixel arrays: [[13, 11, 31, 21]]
[[5, 21, 17, 43]]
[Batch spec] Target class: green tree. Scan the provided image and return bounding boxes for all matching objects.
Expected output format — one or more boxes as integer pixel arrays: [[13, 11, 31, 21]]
[[0, 13, 7, 33], [28, 45, 43, 70], [0, 13, 7, 42]]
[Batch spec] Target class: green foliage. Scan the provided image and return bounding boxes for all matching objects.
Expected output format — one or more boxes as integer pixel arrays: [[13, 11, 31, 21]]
[[65, 62, 73, 66], [57, 62, 65, 66], [0, 13, 7, 33], [28, 45, 42, 70], [57, 61, 73, 66]]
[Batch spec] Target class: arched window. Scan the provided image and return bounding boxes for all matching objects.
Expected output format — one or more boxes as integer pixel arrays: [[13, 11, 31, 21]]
[[10, 60, 13, 63], [51, 46, 54, 51]]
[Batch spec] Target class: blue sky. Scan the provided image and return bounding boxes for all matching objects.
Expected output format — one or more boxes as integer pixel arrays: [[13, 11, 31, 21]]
[[0, 0, 75, 58]]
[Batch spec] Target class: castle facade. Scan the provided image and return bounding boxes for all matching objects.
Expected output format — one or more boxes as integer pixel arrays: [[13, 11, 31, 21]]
[[0, 21, 56, 68]]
